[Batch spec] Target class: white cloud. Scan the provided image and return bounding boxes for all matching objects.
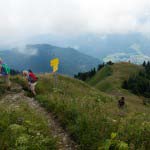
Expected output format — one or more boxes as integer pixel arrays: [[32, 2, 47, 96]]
[[0, 0, 150, 45], [15, 45, 38, 56]]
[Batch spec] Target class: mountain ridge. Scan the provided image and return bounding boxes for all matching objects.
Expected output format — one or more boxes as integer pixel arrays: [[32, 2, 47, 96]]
[[0, 44, 100, 76]]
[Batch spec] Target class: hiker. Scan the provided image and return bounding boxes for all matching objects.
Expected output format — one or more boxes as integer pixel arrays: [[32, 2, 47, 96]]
[[118, 97, 125, 108], [23, 70, 38, 96], [0, 58, 11, 89]]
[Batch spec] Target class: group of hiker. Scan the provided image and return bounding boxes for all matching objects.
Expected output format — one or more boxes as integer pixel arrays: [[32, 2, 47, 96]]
[[0, 58, 38, 96], [0, 57, 126, 108]]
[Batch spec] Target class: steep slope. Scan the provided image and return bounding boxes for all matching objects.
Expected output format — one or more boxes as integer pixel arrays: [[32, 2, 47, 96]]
[[0, 80, 78, 150], [0, 44, 100, 76], [88, 62, 143, 93], [0, 83, 57, 149], [12, 73, 150, 150]]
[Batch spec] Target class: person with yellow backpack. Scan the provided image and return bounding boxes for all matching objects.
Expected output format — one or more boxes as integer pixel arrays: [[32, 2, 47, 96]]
[[0, 58, 11, 89]]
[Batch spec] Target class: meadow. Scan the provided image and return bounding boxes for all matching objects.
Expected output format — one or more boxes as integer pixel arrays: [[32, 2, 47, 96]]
[[12, 67, 150, 150]]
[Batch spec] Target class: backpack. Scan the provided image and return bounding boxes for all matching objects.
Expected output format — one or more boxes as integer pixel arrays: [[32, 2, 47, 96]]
[[2, 64, 10, 75], [28, 72, 38, 83]]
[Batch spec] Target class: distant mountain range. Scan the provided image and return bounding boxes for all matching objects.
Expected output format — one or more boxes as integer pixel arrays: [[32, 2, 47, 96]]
[[24, 33, 150, 64], [0, 33, 149, 70], [0, 44, 100, 76]]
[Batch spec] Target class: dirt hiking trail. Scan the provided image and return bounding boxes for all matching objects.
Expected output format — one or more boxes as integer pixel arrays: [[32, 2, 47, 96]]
[[1, 84, 78, 150]]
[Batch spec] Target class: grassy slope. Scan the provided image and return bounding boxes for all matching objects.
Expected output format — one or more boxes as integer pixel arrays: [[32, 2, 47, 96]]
[[0, 80, 56, 150], [88, 62, 150, 114], [87, 65, 113, 90], [88, 62, 142, 93], [13, 74, 116, 150], [12, 68, 150, 150]]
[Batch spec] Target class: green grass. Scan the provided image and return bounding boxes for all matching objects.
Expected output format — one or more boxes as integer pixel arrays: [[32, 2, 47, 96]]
[[88, 62, 143, 93], [0, 79, 56, 150], [88, 62, 150, 116], [12, 72, 150, 150], [87, 65, 113, 86]]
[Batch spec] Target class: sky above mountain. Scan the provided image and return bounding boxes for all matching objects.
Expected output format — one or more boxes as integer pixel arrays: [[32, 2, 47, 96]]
[[0, 0, 150, 47]]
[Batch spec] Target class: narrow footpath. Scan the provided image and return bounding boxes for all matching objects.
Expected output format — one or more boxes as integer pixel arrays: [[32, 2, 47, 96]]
[[2, 84, 78, 150]]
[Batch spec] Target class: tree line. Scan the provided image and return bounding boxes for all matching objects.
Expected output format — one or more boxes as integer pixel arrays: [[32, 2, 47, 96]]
[[10, 69, 20, 75], [123, 61, 150, 101], [74, 61, 113, 81]]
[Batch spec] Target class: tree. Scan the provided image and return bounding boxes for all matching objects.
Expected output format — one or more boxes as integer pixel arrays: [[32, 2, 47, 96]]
[[74, 63, 106, 81], [143, 61, 146, 67], [107, 61, 114, 65], [97, 63, 104, 71]]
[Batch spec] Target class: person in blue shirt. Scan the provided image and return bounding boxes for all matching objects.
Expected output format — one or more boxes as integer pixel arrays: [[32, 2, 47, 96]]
[[0, 58, 11, 89]]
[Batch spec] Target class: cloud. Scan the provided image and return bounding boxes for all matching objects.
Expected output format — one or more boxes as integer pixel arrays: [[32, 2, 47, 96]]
[[130, 43, 142, 55], [0, 0, 150, 45], [15, 45, 38, 56]]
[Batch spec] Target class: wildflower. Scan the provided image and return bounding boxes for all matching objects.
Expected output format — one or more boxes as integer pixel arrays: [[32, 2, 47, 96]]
[[37, 132, 40, 136]]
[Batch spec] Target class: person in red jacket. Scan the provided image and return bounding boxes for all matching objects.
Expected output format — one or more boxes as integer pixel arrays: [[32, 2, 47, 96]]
[[23, 70, 38, 96]]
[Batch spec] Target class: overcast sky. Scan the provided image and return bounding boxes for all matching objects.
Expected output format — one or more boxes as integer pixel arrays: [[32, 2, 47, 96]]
[[0, 0, 150, 46]]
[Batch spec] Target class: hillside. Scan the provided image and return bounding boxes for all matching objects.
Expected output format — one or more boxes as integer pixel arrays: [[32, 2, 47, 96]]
[[88, 62, 150, 115], [0, 62, 149, 149], [0, 82, 57, 149], [0, 78, 78, 150], [0, 44, 100, 76], [11, 72, 150, 150], [88, 62, 143, 93]]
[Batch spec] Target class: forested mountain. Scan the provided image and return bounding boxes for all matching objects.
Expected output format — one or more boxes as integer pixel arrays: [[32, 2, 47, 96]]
[[0, 44, 100, 76]]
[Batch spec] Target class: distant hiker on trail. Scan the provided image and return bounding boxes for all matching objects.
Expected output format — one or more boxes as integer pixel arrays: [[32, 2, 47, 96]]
[[0, 58, 11, 89], [23, 70, 38, 96], [118, 97, 125, 109]]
